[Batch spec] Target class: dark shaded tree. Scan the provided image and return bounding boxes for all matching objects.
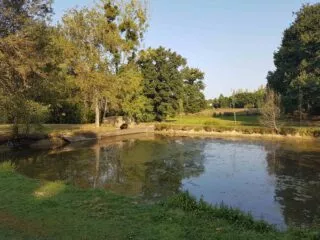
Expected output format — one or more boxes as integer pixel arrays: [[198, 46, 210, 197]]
[[0, 0, 61, 134], [138, 47, 187, 121], [138, 47, 207, 120], [0, 0, 53, 37], [267, 3, 320, 115]]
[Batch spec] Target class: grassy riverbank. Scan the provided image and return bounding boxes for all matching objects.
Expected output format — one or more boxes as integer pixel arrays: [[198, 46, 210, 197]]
[[0, 124, 116, 137], [158, 111, 320, 138], [0, 162, 318, 240]]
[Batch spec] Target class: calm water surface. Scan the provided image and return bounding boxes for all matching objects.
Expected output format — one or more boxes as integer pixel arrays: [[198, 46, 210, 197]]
[[1, 134, 320, 229]]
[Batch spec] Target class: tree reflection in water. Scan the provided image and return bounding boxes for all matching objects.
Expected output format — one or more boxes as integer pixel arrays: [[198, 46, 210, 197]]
[[93, 137, 206, 199], [1, 135, 206, 199], [265, 142, 320, 227]]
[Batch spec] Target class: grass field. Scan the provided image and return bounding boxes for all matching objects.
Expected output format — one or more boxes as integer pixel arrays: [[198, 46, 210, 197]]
[[167, 115, 260, 127], [0, 162, 318, 240], [167, 109, 320, 128], [159, 109, 320, 137]]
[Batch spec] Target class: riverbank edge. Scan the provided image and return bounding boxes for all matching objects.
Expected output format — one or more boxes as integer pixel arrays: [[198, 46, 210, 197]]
[[0, 126, 155, 149], [1, 123, 319, 150], [154, 129, 319, 141], [154, 123, 320, 140], [0, 162, 318, 239]]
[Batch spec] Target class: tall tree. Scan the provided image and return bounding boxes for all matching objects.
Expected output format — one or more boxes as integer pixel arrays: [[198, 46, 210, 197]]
[[182, 67, 206, 113], [138, 47, 187, 121], [138, 47, 207, 120], [60, 0, 148, 127], [267, 3, 320, 115], [0, 0, 57, 134]]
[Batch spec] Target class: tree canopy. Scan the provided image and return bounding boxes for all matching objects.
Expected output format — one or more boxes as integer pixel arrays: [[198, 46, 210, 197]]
[[267, 3, 320, 115], [0, 0, 58, 133], [0, 0, 208, 131], [138, 47, 206, 121]]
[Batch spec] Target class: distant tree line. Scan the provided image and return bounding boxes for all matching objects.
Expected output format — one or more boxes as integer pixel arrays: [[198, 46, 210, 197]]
[[0, 0, 206, 132], [207, 87, 265, 109]]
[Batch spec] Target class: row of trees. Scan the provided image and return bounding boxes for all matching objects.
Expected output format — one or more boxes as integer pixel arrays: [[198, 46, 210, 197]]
[[208, 87, 265, 109], [0, 0, 206, 131]]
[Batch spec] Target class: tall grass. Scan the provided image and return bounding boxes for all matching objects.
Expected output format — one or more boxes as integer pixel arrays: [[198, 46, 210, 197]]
[[162, 192, 275, 233]]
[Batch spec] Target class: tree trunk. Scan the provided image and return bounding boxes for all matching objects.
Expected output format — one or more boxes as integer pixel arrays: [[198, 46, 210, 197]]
[[12, 116, 19, 137], [93, 146, 100, 188], [95, 97, 100, 128], [101, 98, 108, 124]]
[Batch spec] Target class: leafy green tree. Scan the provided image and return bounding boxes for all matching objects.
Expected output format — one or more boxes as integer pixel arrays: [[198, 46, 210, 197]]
[[0, 0, 60, 134], [138, 47, 187, 121], [60, 0, 148, 127], [182, 67, 206, 113], [218, 94, 232, 108], [115, 64, 153, 122], [138, 47, 207, 120], [267, 3, 320, 115]]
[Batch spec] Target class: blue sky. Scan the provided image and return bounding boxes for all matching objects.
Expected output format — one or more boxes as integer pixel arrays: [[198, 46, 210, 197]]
[[52, 0, 318, 99]]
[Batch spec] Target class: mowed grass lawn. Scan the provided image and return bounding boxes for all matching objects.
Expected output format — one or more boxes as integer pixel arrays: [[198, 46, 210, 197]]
[[166, 109, 320, 129], [0, 162, 318, 240], [166, 115, 260, 127]]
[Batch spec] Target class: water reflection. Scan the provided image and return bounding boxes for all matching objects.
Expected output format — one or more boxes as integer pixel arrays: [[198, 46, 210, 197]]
[[1, 134, 320, 228], [265, 143, 320, 227], [1, 134, 206, 199]]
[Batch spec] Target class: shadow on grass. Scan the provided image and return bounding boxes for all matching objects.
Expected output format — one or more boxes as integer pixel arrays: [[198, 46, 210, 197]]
[[165, 120, 178, 123]]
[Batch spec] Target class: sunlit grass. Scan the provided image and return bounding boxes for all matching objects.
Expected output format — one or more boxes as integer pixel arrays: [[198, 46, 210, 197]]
[[0, 123, 117, 137], [167, 115, 259, 127], [0, 161, 15, 172], [34, 181, 66, 199]]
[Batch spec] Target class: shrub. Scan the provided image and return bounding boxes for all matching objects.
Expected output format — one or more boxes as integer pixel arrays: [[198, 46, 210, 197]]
[[181, 126, 192, 131], [280, 127, 298, 136], [155, 124, 170, 131], [0, 162, 15, 173]]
